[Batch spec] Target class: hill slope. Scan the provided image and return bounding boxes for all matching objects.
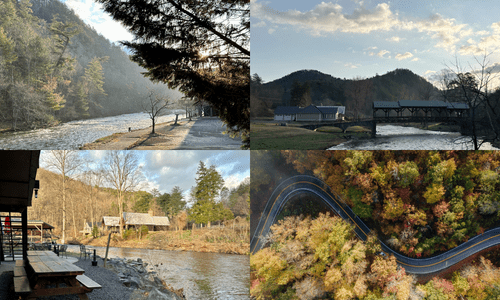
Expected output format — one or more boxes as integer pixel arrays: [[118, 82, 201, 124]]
[[251, 68, 439, 118]]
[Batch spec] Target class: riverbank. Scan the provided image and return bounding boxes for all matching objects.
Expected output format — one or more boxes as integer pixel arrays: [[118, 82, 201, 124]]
[[76, 228, 249, 255], [80, 117, 243, 150]]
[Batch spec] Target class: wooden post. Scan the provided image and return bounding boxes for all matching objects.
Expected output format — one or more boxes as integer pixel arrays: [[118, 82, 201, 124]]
[[103, 233, 111, 268], [22, 209, 28, 260]]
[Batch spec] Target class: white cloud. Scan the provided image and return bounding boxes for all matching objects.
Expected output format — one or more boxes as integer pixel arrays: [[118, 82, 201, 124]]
[[387, 36, 401, 42], [268, 28, 276, 34], [253, 21, 267, 27], [252, 1, 482, 53], [411, 57, 419, 61], [424, 70, 437, 75], [377, 49, 390, 57], [345, 63, 360, 69], [492, 21, 500, 33], [251, 1, 400, 35], [395, 52, 414, 60], [459, 35, 500, 56]]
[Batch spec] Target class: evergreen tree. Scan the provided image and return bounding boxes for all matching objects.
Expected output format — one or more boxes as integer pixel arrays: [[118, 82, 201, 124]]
[[94, 0, 250, 139]]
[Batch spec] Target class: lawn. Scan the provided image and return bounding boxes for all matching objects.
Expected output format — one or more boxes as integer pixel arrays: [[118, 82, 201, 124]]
[[250, 122, 371, 150]]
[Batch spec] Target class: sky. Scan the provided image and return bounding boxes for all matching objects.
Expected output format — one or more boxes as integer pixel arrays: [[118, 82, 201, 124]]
[[251, 0, 500, 86], [40, 150, 250, 200], [61, 0, 134, 43]]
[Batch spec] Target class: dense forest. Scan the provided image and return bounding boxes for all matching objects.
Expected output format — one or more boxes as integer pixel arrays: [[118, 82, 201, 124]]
[[250, 150, 500, 299], [252, 151, 500, 258], [251, 213, 500, 300], [29, 167, 249, 240], [0, 0, 180, 131]]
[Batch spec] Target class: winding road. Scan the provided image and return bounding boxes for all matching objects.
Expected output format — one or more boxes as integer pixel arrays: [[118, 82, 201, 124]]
[[250, 175, 500, 274]]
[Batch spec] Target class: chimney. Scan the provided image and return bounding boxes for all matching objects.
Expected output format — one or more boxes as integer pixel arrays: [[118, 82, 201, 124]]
[[148, 209, 154, 217]]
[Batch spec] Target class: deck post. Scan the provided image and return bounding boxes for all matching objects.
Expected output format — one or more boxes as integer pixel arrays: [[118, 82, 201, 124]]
[[22, 209, 28, 260]]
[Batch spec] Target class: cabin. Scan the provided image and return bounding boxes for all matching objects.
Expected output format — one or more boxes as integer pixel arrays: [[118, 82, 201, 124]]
[[122, 210, 170, 231], [101, 210, 170, 232], [101, 216, 120, 233], [274, 105, 345, 122], [81, 221, 102, 236], [0, 151, 40, 262]]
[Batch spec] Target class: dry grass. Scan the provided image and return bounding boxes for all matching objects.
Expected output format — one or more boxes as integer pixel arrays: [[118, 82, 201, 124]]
[[80, 226, 250, 255]]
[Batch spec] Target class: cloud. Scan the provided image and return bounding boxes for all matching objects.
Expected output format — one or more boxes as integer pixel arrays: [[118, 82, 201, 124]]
[[424, 70, 437, 75], [395, 52, 414, 60], [252, 1, 481, 53], [253, 21, 267, 28], [459, 35, 500, 56], [268, 28, 276, 34], [492, 21, 500, 33], [387, 36, 401, 42], [411, 57, 419, 61], [251, 1, 400, 35], [377, 49, 390, 57], [345, 63, 360, 69]]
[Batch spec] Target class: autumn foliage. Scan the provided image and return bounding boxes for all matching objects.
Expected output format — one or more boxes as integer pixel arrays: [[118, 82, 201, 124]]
[[250, 214, 500, 300], [281, 151, 500, 258]]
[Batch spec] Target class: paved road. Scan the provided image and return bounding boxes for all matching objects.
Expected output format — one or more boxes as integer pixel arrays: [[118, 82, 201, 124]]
[[250, 175, 500, 274]]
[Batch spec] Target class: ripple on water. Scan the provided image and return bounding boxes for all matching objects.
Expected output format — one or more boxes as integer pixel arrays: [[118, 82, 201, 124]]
[[0, 111, 184, 149], [329, 125, 500, 150]]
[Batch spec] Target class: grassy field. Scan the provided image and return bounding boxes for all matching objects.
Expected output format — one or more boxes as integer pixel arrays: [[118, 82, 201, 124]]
[[250, 121, 372, 150]]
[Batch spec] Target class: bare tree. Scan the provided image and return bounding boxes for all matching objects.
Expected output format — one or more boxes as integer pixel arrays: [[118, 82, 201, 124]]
[[42, 150, 81, 244], [104, 151, 144, 235], [344, 77, 373, 119], [142, 90, 170, 134], [79, 162, 105, 225], [441, 53, 500, 149]]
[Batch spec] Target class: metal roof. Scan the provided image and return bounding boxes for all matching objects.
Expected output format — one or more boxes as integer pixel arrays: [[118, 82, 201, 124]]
[[102, 216, 120, 227], [300, 105, 322, 114], [122, 212, 170, 226], [447, 102, 469, 109], [316, 106, 339, 114], [398, 100, 448, 108], [373, 101, 401, 109]]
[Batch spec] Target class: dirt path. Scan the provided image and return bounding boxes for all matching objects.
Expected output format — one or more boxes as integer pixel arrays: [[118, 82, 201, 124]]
[[80, 117, 243, 150]]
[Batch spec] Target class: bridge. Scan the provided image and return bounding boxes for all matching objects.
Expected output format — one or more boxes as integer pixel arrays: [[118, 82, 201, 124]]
[[301, 100, 470, 138], [251, 175, 500, 275]]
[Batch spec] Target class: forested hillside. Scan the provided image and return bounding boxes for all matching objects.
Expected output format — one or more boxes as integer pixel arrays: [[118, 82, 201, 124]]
[[29, 168, 249, 239], [251, 69, 438, 118], [0, 0, 180, 131]]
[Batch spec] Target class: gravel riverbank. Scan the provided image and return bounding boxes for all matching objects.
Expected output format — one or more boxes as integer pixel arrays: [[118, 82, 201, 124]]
[[0, 256, 185, 300]]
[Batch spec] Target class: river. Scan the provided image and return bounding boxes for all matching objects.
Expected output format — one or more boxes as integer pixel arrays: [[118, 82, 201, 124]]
[[66, 245, 249, 300], [0, 111, 184, 150], [329, 125, 500, 150]]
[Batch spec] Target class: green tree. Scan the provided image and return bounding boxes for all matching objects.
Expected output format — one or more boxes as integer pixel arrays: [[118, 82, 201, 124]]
[[290, 80, 311, 107], [157, 186, 186, 217], [81, 57, 108, 115], [95, 0, 250, 140], [132, 191, 153, 213], [188, 161, 232, 226]]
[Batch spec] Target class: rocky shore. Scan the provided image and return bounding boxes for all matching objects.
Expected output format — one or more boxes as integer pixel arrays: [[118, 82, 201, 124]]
[[104, 257, 185, 300], [0, 256, 186, 300]]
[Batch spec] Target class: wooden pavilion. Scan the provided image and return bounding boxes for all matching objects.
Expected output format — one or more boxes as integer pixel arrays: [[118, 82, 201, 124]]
[[0, 151, 40, 262]]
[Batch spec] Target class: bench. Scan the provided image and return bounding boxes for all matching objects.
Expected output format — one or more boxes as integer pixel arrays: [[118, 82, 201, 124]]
[[13, 264, 32, 294], [76, 275, 102, 290], [15, 260, 25, 267]]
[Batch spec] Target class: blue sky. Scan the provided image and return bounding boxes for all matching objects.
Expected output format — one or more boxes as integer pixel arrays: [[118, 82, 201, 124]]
[[251, 0, 500, 86], [40, 151, 250, 198], [61, 0, 133, 43]]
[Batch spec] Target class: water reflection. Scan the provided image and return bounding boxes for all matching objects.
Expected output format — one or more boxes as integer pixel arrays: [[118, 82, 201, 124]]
[[329, 125, 499, 150], [66, 245, 249, 300], [0, 111, 183, 150]]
